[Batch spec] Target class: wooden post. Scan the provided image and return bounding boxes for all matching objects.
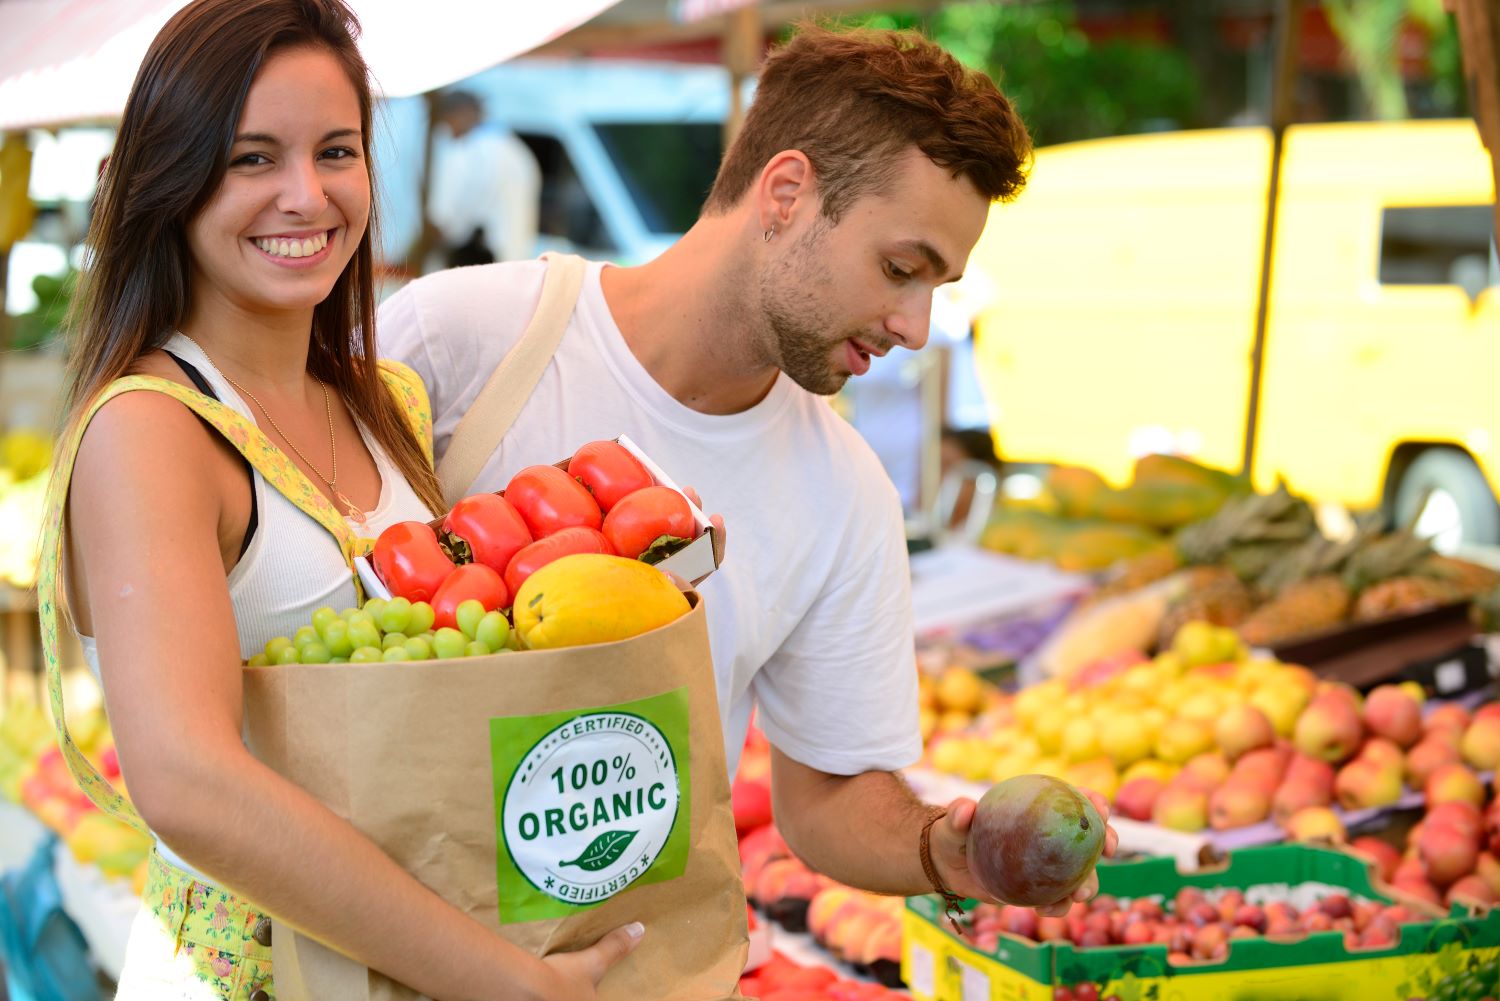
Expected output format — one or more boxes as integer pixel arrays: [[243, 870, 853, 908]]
[[1453, 0, 1500, 243], [1241, 0, 1304, 481], [723, 4, 762, 147], [404, 90, 444, 275]]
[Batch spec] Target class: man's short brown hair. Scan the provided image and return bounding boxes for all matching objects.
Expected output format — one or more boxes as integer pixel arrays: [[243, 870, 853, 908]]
[[703, 25, 1032, 221]]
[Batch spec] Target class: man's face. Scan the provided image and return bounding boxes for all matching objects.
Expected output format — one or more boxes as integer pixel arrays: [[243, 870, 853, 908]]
[[759, 146, 990, 395]]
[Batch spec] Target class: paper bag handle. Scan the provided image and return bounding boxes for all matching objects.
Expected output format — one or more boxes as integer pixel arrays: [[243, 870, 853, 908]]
[[436, 253, 588, 505]]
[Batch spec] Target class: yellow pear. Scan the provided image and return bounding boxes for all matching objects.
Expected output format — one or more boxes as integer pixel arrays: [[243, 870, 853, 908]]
[[1099, 716, 1154, 768], [1067, 757, 1120, 801], [1062, 718, 1101, 763], [1156, 717, 1215, 764], [1032, 707, 1069, 755], [937, 669, 987, 714], [1122, 758, 1180, 785]]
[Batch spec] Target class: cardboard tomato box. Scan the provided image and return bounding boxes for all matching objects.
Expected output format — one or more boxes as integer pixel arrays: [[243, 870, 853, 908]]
[[903, 845, 1500, 1001], [355, 433, 721, 599]]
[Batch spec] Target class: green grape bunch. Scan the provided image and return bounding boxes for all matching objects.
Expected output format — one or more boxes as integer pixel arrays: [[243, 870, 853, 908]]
[[246, 598, 520, 666]]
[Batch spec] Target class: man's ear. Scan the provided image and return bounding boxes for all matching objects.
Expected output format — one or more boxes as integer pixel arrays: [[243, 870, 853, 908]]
[[755, 150, 816, 235]]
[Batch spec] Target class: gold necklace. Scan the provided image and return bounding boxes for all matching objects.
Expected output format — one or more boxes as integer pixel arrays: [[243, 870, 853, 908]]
[[207, 359, 367, 525]]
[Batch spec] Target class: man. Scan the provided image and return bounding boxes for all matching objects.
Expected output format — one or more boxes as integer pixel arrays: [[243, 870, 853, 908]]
[[427, 89, 541, 267], [380, 26, 1114, 911]]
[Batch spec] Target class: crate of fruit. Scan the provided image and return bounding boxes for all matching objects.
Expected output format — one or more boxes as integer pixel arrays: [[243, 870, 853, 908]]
[[904, 844, 1500, 1001]]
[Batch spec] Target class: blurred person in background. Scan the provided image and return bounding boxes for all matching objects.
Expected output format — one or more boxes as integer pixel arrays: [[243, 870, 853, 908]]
[[429, 89, 541, 268]]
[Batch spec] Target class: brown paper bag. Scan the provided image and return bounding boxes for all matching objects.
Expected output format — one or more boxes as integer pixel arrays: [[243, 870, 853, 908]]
[[243, 594, 748, 1000]]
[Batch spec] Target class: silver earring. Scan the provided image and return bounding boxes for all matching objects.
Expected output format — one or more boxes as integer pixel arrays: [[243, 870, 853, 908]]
[[763, 225, 776, 243]]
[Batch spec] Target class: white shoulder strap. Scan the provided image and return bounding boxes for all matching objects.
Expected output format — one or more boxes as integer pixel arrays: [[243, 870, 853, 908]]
[[436, 253, 588, 505]]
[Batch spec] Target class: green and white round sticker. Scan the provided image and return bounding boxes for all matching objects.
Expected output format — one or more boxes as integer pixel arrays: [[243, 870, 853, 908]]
[[492, 689, 691, 922]]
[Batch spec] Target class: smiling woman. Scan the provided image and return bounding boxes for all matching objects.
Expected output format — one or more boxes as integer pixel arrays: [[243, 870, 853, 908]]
[[39, 1, 644, 999]]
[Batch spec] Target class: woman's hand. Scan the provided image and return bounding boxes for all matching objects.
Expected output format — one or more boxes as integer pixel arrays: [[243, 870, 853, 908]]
[[928, 790, 1119, 918], [538, 922, 644, 999]]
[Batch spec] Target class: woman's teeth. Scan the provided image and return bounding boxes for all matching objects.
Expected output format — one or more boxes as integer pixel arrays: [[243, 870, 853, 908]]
[[255, 231, 329, 258]]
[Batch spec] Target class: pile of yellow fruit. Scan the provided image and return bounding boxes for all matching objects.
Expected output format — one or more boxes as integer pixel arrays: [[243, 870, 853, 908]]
[[917, 667, 1003, 742], [0, 428, 51, 589], [927, 622, 1334, 797]]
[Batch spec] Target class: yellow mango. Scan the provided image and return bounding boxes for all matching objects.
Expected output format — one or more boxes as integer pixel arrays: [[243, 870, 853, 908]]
[[512, 554, 690, 650]]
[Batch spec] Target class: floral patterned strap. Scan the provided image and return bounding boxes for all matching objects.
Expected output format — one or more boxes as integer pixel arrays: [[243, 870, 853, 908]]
[[378, 359, 434, 465], [40, 368, 432, 834]]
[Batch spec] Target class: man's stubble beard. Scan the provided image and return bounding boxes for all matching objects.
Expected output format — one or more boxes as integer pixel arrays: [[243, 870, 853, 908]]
[[757, 221, 856, 397]]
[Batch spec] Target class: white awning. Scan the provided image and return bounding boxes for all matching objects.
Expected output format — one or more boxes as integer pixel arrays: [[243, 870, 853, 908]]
[[0, 0, 626, 131]]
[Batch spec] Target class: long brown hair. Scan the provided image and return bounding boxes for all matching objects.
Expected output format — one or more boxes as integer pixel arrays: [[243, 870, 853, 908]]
[[59, 0, 445, 525], [704, 25, 1032, 221]]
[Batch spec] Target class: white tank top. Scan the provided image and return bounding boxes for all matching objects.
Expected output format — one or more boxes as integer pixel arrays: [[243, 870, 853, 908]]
[[77, 333, 436, 878]]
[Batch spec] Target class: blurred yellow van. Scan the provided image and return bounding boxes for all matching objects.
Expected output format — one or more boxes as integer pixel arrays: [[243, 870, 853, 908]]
[[970, 120, 1498, 549]]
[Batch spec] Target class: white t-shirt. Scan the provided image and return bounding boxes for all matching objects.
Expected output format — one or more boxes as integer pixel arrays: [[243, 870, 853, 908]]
[[378, 260, 922, 778]]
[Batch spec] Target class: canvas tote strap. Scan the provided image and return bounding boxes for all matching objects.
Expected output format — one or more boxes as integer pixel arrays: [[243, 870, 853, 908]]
[[436, 252, 588, 505], [38, 373, 415, 833]]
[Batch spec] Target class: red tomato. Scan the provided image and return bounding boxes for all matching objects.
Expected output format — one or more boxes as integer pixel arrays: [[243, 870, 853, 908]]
[[441, 492, 533, 573], [431, 563, 509, 630], [503, 526, 613, 596], [504, 464, 603, 537], [601, 486, 700, 561], [372, 521, 455, 602], [568, 440, 654, 512]]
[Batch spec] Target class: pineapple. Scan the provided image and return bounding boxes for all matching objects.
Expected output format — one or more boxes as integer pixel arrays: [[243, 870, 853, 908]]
[[1353, 576, 1462, 622], [1417, 554, 1500, 597], [1175, 485, 1317, 580], [1156, 567, 1255, 649], [1086, 545, 1183, 606], [1236, 575, 1352, 647], [1341, 532, 1432, 595]]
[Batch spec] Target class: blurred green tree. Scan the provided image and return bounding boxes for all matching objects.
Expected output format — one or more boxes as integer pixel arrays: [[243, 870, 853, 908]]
[[843, 3, 1202, 146]]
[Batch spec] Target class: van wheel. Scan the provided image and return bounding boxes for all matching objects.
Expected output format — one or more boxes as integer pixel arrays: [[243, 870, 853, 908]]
[[1392, 448, 1500, 552]]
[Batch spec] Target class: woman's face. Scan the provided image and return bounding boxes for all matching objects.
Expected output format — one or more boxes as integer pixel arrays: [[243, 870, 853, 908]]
[[187, 45, 369, 317]]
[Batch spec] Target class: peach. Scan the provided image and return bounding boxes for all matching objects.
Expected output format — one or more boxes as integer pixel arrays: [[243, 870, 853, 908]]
[[1417, 822, 1480, 888], [1426, 763, 1486, 809], [1363, 686, 1423, 747], [1180, 752, 1232, 790], [1405, 737, 1461, 789], [1475, 851, 1500, 895], [1294, 693, 1364, 763], [1425, 704, 1472, 735], [1273, 776, 1335, 828], [1209, 780, 1272, 830], [1334, 758, 1403, 810], [1349, 836, 1402, 882], [1459, 716, 1500, 770], [1285, 806, 1347, 844], [1446, 874, 1500, 908], [1426, 801, 1483, 844], [1113, 777, 1164, 822], [1232, 903, 1267, 933], [997, 904, 1039, 940], [1231, 745, 1292, 792], [1356, 737, 1405, 769], [1215, 704, 1276, 760], [1153, 785, 1209, 832]]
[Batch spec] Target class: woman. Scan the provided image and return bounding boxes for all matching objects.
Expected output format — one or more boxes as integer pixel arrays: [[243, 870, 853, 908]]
[[43, 1, 641, 997]]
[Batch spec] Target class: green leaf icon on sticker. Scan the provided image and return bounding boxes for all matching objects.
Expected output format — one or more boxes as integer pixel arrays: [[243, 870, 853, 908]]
[[559, 830, 638, 871]]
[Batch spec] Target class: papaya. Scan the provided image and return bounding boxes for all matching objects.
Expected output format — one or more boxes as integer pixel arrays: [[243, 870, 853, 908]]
[[1051, 522, 1163, 572], [1132, 453, 1247, 495], [1095, 481, 1233, 530], [1045, 465, 1112, 520], [512, 553, 690, 650]]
